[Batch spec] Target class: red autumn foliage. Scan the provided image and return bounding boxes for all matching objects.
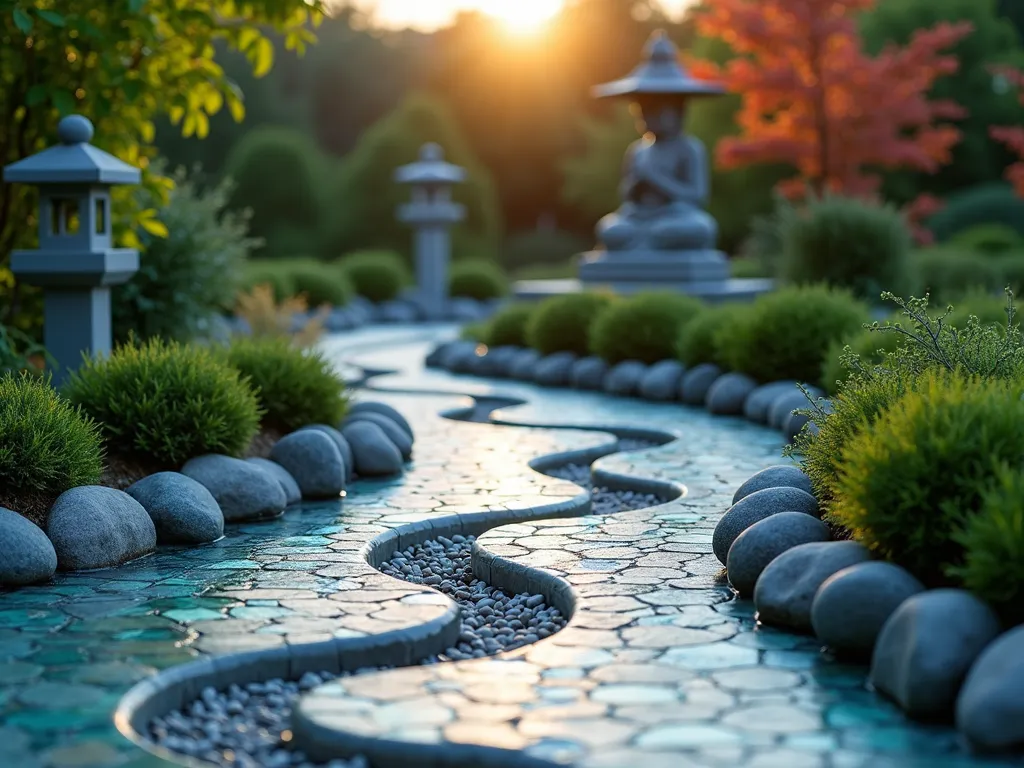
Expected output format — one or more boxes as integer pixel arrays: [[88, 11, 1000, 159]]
[[989, 66, 1024, 196], [692, 0, 973, 198], [903, 193, 946, 246]]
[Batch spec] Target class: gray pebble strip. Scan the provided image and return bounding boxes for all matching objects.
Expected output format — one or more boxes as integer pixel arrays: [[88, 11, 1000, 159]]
[[148, 448, 665, 767]]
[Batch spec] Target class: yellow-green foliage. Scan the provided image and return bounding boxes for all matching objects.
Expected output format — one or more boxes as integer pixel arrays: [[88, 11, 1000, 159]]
[[484, 303, 534, 347], [589, 292, 704, 365], [64, 339, 262, 467], [716, 286, 869, 384], [832, 373, 1024, 586], [0, 373, 103, 496], [820, 329, 903, 395], [223, 337, 348, 432], [525, 293, 615, 356]]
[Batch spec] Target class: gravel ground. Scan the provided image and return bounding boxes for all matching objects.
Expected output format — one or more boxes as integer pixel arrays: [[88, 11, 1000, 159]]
[[148, 442, 667, 767]]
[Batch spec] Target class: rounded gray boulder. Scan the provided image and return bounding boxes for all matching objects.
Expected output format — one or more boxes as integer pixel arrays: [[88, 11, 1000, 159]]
[[181, 455, 287, 522], [245, 458, 302, 505], [743, 381, 799, 423], [0, 507, 56, 585], [438, 340, 478, 371], [767, 388, 821, 430], [603, 361, 647, 396], [733, 465, 814, 505], [811, 561, 925, 658], [713, 485, 820, 564], [481, 346, 521, 378], [753, 541, 871, 632], [706, 372, 758, 415], [571, 356, 609, 390], [638, 360, 685, 401], [957, 625, 1024, 751], [727, 511, 831, 597], [343, 412, 413, 461], [297, 424, 355, 481], [679, 363, 722, 405], [534, 352, 577, 387], [48, 487, 157, 571], [509, 349, 541, 380], [870, 589, 1001, 719], [348, 401, 414, 441], [270, 430, 345, 499], [126, 472, 224, 544], [341, 421, 403, 477]]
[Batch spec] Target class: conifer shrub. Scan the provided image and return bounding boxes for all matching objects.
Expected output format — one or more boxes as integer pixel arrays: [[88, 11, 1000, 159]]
[[63, 339, 261, 467], [484, 303, 534, 347], [338, 250, 409, 303], [950, 223, 1024, 256], [0, 373, 103, 500], [525, 293, 615, 356], [449, 260, 508, 301], [589, 292, 704, 365], [223, 337, 348, 433], [716, 286, 869, 384], [831, 373, 1024, 586]]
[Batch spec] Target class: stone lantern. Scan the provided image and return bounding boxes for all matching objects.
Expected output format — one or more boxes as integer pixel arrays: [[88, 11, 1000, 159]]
[[3, 114, 140, 384], [395, 143, 466, 320]]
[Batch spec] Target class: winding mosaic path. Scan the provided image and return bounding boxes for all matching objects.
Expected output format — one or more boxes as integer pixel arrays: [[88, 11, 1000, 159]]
[[0, 325, 1018, 768]]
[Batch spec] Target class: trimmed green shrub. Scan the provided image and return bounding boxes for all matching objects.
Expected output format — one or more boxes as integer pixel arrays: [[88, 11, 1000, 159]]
[[929, 182, 1024, 241], [912, 247, 1003, 302], [223, 337, 348, 433], [525, 293, 615, 356], [287, 259, 353, 308], [996, 251, 1024, 294], [450, 260, 508, 301], [484, 303, 534, 347], [777, 194, 913, 301], [338, 250, 409, 303], [241, 260, 296, 303], [832, 373, 1024, 586], [716, 286, 869, 384], [729, 255, 771, 279], [63, 338, 261, 467], [676, 304, 750, 368], [460, 321, 489, 342], [0, 324, 46, 374], [952, 466, 1024, 622], [950, 223, 1024, 256], [0, 372, 103, 497], [590, 293, 704, 365], [116, 167, 257, 344], [820, 328, 903, 395]]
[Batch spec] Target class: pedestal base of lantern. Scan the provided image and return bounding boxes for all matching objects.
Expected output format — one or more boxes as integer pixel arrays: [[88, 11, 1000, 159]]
[[43, 287, 114, 386]]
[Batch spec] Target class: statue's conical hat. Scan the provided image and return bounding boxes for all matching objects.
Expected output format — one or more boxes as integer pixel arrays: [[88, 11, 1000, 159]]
[[594, 30, 725, 99]]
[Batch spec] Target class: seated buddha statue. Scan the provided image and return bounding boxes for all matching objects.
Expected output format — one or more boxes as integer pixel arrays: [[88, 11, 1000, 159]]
[[597, 96, 718, 252]]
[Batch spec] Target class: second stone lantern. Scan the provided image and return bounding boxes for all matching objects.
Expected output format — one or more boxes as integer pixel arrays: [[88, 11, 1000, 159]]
[[395, 143, 466, 320]]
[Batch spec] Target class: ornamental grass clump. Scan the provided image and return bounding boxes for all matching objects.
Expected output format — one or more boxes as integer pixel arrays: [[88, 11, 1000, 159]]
[[831, 373, 1024, 588], [63, 338, 261, 468], [0, 373, 103, 516], [716, 285, 869, 384], [525, 292, 615, 357], [338, 250, 409, 303], [589, 292, 703, 365], [223, 337, 348, 433], [484, 303, 534, 347]]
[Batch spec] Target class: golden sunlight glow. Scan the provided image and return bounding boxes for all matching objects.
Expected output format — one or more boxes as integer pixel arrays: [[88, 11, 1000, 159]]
[[478, 0, 563, 34]]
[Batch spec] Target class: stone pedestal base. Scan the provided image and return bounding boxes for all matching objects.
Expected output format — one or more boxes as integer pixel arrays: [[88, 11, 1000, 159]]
[[578, 249, 730, 289]]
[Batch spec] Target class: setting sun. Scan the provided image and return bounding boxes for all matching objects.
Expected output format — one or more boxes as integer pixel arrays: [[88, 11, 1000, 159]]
[[478, 0, 563, 33]]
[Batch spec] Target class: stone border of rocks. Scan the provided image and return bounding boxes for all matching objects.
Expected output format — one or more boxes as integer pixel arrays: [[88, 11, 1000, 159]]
[[0, 400, 417, 588], [717, 464, 1024, 755], [115, 424, 680, 767], [425, 340, 828, 445]]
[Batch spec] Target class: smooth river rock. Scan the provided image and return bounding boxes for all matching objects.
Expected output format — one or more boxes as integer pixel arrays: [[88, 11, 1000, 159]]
[[638, 360, 685, 401], [726, 511, 831, 598], [297, 424, 354, 482], [705, 372, 758, 415], [245, 458, 302, 505], [753, 541, 871, 632], [341, 421, 403, 477], [733, 465, 815, 505], [534, 352, 578, 387], [343, 412, 413, 461], [126, 472, 224, 544], [713, 486, 820, 564], [48, 487, 157, 570], [603, 361, 648, 397], [509, 349, 542, 380], [0, 507, 57, 585], [571, 357, 609, 390], [347, 401, 414, 441], [870, 589, 1001, 719], [270, 430, 345, 499], [811, 561, 925, 658], [182, 455, 287, 522], [679, 363, 722, 406], [957, 625, 1024, 751], [743, 381, 800, 423], [767, 388, 821, 430]]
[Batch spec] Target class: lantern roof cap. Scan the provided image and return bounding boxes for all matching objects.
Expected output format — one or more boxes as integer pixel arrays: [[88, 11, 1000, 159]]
[[3, 115, 141, 185], [394, 143, 466, 186]]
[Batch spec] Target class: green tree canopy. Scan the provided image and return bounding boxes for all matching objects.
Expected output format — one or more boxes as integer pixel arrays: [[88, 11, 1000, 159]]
[[861, 0, 1024, 203], [327, 92, 502, 262]]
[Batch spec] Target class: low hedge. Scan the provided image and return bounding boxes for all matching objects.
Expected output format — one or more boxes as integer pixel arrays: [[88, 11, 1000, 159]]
[[338, 250, 409, 303], [526, 293, 615, 357], [450, 261, 508, 301], [590, 292, 704, 365]]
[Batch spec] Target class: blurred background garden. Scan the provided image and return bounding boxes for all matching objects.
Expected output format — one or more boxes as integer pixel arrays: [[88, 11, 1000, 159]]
[[3, 0, 1024, 366]]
